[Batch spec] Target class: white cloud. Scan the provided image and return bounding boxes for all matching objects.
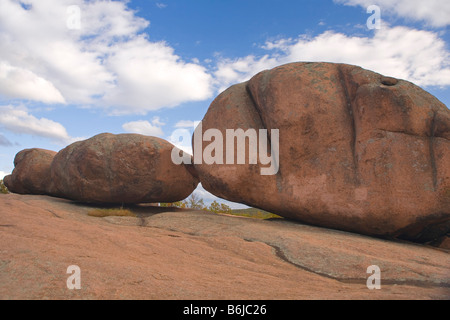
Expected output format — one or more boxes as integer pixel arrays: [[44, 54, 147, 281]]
[[334, 0, 450, 27], [215, 26, 450, 89], [174, 120, 198, 128], [214, 55, 280, 92], [0, 62, 65, 103], [2, 0, 448, 115], [151, 116, 166, 127], [0, 105, 80, 145], [168, 120, 202, 155], [156, 3, 167, 9], [102, 37, 213, 114], [0, 170, 8, 180], [0, 0, 213, 114], [0, 0, 114, 105], [122, 118, 164, 137], [169, 138, 193, 156], [168, 128, 193, 156]]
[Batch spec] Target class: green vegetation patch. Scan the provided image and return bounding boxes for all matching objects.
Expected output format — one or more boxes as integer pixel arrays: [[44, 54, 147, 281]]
[[0, 180, 9, 194], [88, 208, 136, 218], [228, 208, 283, 220]]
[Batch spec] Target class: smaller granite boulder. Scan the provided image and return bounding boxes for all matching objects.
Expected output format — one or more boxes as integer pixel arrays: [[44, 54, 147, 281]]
[[4, 148, 57, 195], [50, 133, 199, 204]]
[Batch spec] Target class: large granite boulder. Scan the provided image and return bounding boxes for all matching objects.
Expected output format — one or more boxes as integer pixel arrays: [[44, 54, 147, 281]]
[[3, 148, 57, 195], [50, 133, 198, 204], [193, 62, 450, 241]]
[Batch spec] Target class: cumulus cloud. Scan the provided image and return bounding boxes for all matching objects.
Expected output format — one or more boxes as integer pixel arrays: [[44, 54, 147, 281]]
[[151, 117, 166, 127], [0, 170, 8, 180], [2, 0, 448, 115], [334, 0, 450, 27], [0, 105, 81, 145], [168, 126, 194, 156], [0, 62, 65, 103], [0, 0, 114, 105], [215, 26, 450, 89], [214, 55, 280, 92], [103, 37, 213, 114], [0, 0, 213, 114], [174, 120, 198, 128], [167, 120, 201, 156], [122, 117, 165, 137]]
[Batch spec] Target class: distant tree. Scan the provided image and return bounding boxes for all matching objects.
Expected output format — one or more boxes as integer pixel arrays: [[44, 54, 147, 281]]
[[186, 193, 206, 210], [160, 194, 232, 214], [208, 201, 232, 214], [208, 201, 221, 213], [177, 201, 187, 209], [219, 203, 232, 214], [176, 202, 186, 208], [0, 180, 8, 194], [160, 201, 186, 208]]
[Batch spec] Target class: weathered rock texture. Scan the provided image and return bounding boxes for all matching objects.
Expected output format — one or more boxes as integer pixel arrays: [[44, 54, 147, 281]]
[[0, 194, 448, 300], [194, 62, 450, 241], [3, 148, 57, 195], [50, 133, 198, 204]]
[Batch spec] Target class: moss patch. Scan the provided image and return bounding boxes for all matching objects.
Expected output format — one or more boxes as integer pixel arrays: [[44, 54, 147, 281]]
[[88, 208, 136, 218], [0, 180, 8, 194], [227, 208, 283, 220]]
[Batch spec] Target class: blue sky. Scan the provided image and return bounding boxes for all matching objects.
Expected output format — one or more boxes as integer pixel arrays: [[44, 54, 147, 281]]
[[0, 0, 449, 207]]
